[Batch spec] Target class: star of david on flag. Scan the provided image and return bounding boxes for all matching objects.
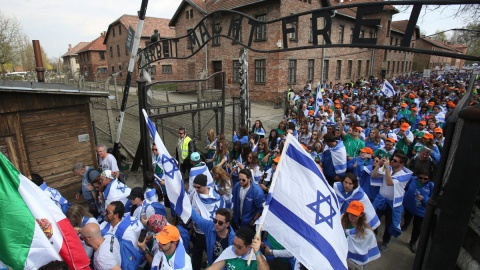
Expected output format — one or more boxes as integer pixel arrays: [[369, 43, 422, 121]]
[[381, 79, 395, 97], [142, 109, 192, 223], [260, 134, 348, 270]]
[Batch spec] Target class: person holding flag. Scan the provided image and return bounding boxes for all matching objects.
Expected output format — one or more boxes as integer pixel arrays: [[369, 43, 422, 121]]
[[381, 79, 395, 98], [259, 134, 348, 269], [142, 109, 192, 223]]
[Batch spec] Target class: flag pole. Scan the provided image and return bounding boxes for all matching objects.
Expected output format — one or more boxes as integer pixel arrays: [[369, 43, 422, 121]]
[[113, 0, 149, 165], [246, 134, 293, 265]]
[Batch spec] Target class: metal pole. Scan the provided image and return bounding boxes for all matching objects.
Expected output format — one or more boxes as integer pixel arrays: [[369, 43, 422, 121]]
[[32, 40, 45, 82], [137, 78, 152, 181], [113, 0, 149, 165]]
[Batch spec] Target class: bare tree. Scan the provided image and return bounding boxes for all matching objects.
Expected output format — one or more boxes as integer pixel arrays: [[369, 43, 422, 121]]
[[0, 12, 22, 75]]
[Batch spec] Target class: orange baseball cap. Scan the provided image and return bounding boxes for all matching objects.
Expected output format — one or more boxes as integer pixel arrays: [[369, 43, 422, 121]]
[[154, 225, 180, 244], [400, 103, 407, 108], [409, 93, 415, 99], [346, 201, 364, 216], [428, 102, 435, 106], [411, 107, 418, 112], [434, 128, 443, 134], [360, 147, 373, 155], [418, 120, 426, 126], [273, 156, 280, 163], [335, 104, 341, 109], [354, 126, 362, 132], [386, 137, 396, 143], [400, 122, 410, 131], [423, 133, 434, 139]]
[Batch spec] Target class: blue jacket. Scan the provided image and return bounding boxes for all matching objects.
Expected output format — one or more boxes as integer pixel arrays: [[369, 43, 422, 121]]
[[232, 182, 265, 227], [321, 150, 336, 179], [233, 134, 249, 145], [191, 210, 235, 265], [403, 177, 434, 217]]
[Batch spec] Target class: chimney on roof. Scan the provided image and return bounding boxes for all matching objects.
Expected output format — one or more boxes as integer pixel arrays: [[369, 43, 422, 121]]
[[68, 44, 72, 52], [101, 31, 106, 37]]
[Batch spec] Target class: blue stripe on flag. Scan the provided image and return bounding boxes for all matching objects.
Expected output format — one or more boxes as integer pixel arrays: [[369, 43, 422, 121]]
[[269, 197, 346, 269], [285, 145, 339, 208]]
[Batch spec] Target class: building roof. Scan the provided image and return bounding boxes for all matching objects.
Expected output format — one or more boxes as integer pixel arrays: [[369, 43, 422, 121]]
[[169, 0, 267, 27], [78, 33, 106, 53], [62, 42, 90, 57], [331, 0, 398, 20], [104, 15, 175, 44], [420, 36, 458, 52], [391, 19, 420, 39], [0, 81, 109, 98]]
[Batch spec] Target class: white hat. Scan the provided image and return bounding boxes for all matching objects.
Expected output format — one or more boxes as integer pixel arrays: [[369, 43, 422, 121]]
[[101, 170, 114, 179]]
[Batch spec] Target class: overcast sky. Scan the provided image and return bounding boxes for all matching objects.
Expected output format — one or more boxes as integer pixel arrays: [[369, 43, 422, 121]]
[[1, 1, 469, 58]]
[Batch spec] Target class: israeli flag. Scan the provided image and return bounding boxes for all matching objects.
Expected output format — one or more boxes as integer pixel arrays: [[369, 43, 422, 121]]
[[381, 80, 395, 98], [142, 109, 192, 223], [261, 134, 348, 270], [314, 86, 324, 117]]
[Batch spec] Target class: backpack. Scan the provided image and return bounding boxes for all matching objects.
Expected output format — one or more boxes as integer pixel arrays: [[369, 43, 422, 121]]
[[145, 202, 167, 217], [109, 216, 144, 270]]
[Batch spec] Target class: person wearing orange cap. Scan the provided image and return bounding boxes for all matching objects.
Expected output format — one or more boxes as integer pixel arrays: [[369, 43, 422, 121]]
[[397, 102, 411, 120], [341, 200, 380, 268], [433, 127, 444, 151], [412, 120, 427, 138], [152, 225, 192, 270], [393, 122, 414, 155], [338, 122, 365, 160], [412, 133, 441, 163]]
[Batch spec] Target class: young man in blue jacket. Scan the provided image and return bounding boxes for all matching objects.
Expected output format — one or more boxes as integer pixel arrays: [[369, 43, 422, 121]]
[[232, 169, 265, 230], [191, 208, 235, 266]]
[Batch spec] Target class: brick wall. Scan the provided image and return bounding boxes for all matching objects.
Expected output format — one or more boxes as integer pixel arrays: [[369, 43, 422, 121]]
[[78, 51, 108, 81]]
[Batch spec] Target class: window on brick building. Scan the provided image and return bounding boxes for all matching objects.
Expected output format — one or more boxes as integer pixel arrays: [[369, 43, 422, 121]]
[[360, 30, 365, 38], [255, 15, 267, 40], [397, 61, 400, 73], [401, 61, 404, 73], [347, 60, 352, 79], [300, 0, 312, 3], [288, 60, 297, 84], [233, 60, 241, 82], [357, 60, 362, 77], [75, 58, 79, 64], [387, 61, 390, 74], [213, 24, 221, 46], [110, 46, 113, 58], [151, 65, 156, 75], [307, 59, 314, 81], [119, 25, 122, 35], [232, 19, 242, 44], [336, 60, 342, 79], [255, 59, 266, 83], [323, 60, 329, 80], [289, 14, 298, 41], [392, 61, 395, 74], [350, 28, 354, 43], [338, 25, 345, 44], [99, 51, 105, 61], [384, 50, 387, 61], [162, 65, 172, 74], [366, 60, 370, 76], [111, 66, 115, 73], [186, 9, 193, 19]]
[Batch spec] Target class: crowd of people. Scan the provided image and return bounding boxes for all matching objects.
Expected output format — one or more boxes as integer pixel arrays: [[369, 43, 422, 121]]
[[30, 71, 479, 270]]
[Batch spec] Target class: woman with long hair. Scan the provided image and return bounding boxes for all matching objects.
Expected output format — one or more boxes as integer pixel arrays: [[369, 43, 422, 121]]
[[368, 115, 380, 129], [277, 120, 287, 136], [236, 152, 263, 184], [307, 130, 321, 149], [207, 139, 229, 170], [341, 201, 380, 269], [256, 138, 271, 171], [267, 129, 279, 151], [364, 128, 384, 152], [298, 123, 312, 146], [205, 129, 217, 170], [211, 166, 233, 209], [251, 119, 266, 138]]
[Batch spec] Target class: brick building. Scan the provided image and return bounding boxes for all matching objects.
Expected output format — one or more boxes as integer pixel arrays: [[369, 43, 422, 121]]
[[103, 15, 176, 84], [61, 42, 89, 73], [413, 36, 467, 71], [168, 0, 422, 100], [77, 32, 107, 81]]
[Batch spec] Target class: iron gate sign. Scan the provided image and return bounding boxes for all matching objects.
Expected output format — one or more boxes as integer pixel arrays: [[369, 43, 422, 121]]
[[138, 0, 479, 68]]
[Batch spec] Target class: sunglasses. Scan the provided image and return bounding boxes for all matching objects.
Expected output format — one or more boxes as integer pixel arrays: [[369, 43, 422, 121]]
[[105, 210, 113, 215], [239, 178, 248, 182], [391, 159, 400, 163], [213, 219, 225, 226], [418, 176, 429, 180], [152, 148, 158, 151]]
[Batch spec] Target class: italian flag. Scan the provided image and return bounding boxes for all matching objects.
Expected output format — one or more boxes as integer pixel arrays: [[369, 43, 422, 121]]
[[0, 153, 90, 269]]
